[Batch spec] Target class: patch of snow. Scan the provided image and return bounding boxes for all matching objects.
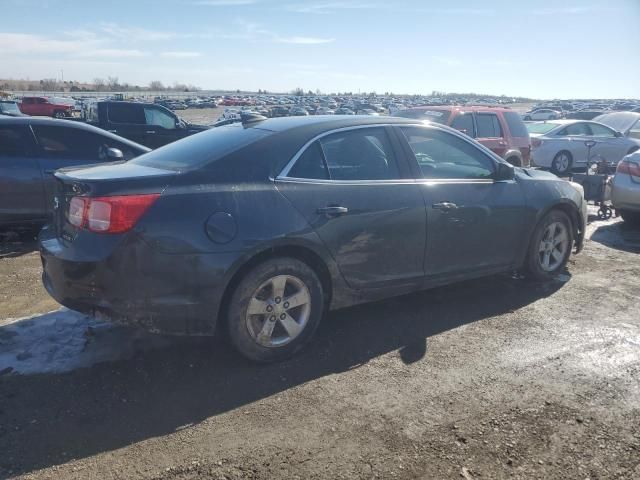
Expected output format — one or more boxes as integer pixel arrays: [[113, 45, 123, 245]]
[[0, 308, 174, 375]]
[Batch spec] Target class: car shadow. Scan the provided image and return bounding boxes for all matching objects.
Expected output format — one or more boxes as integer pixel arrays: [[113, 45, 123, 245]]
[[0, 273, 566, 476], [590, 221, 640, 253], [0, 231, 39, 259]]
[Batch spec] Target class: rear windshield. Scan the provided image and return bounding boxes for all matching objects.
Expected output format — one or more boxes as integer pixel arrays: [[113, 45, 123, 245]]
[[526, 122, 560, 134], [503, 111, 529, 137], [395, 109, 451, 124], [130, 124, 271, 171]]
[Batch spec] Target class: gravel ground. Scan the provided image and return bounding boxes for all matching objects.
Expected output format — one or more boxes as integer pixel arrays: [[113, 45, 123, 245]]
[[0, 211, 639, 479]]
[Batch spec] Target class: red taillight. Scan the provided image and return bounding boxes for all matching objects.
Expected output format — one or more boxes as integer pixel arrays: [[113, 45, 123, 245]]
[[531, 138, 543, 148], [68, 194, 159, 234], [617, 160, 640, 182]]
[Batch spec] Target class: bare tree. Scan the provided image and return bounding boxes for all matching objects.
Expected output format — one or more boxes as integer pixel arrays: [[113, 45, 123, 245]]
[[93, 78, 106, 92], [149, 80, 164, 91], [40, 78, 58, 91], [107, 76, 120, 91]]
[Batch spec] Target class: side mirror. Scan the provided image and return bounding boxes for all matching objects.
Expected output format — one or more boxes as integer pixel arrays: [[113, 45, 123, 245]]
[[495, 162, 515, 181], [106, 147, 123, 160], [614, 131, 622, 138]]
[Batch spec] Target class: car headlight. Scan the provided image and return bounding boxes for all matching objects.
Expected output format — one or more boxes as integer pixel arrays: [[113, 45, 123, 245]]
[[569, 181, 584, 198]]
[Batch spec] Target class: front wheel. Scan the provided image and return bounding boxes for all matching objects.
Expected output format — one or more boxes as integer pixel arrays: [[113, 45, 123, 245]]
[[525, 210, 574, 280], [52, 110, 66, 119], [227, 257, 325, 362]]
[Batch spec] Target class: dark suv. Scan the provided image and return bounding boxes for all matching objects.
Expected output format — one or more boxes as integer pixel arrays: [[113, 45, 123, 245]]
[[395, 106, 531, 166]]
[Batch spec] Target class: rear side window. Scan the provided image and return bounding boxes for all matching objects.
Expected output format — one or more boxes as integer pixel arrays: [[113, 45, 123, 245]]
[[400, 126, 494, 180], [130, 124, 270, 171], [288, 142, 329, 179], [450, 113, 475, 137], [318, 127, 400, 180], [476, 113, 503, 138], [0, 126, 30, 156], [107, 103, 145, 124], [503, 111, 529, 137]]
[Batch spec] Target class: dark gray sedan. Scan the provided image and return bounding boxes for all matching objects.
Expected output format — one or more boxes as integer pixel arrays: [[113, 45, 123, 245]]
[[40, 116, 587, 362], [0, 117, 149, 230]]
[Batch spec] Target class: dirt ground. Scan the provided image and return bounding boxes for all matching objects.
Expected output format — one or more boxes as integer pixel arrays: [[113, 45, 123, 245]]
[[0, 210, 639, 480]]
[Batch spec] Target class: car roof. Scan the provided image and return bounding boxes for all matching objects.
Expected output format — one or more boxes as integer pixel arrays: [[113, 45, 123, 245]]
[[0, 116, 150, 151], [243, 114, 416, 133]]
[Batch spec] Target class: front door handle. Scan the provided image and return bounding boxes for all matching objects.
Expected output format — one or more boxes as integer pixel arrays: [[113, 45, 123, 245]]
[[317, 206, 349, 217], [432, 201, 458, 211], [146, 130, 156, 134]]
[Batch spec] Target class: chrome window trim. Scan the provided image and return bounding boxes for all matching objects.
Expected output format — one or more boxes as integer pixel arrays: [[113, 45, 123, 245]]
[[276, 121, 506, 184]]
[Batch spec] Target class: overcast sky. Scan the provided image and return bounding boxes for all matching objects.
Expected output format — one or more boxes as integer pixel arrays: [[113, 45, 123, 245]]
[[1, 0, 639, 98]]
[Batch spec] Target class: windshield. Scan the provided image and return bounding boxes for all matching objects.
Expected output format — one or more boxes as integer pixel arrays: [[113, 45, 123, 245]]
[[0, 102, 21, 114], [130, 124, 271, 171], [394, 109, 451, 124], [594, 112, 640, 132], [526, 122, 560, 134]]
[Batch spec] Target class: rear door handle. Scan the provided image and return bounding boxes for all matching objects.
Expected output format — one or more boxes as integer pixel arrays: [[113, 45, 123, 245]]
[[146, 130, 156, 134], [432, 201, 458, 211], [317, 206, 349, 216]]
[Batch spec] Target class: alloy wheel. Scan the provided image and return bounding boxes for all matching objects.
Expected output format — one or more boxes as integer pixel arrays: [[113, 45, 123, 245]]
[[538, 221, 569, 272], [245, 274, 311, 347]]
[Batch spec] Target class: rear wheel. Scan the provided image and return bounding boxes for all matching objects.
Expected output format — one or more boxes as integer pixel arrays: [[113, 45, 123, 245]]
[[506, 156, 522, 167], [227, 257, 325, 362], [525, 210, 574, 280], [551, 151, 573, 175]]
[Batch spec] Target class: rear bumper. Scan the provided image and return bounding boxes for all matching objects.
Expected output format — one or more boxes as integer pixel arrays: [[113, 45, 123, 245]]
[[40, 229, 237, 335], [611, 176, 640, 212]]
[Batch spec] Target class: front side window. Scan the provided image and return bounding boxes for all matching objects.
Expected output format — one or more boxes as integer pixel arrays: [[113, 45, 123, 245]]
[[450, 113, 475, 137], [144, 107, 176, 129], [475, 113, 503, 138], [400, 126, 494, 180], [318, 127, 400, 180]]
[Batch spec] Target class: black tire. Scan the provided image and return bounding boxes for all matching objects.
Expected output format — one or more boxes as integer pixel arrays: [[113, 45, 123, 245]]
[[506, 156, 522, 167], [620, 210, 640, 226], [551, 151, 573, 175], [227, 257, 324, 363], [524, 116, 531, 121], [53, 110, 65, 119], [525, 210, 574, 281]]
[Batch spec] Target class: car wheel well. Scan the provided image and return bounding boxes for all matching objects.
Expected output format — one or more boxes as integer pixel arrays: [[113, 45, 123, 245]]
[[506, 156, 522, 167], [547, 203, 580, 243], [217, 245, 333, 329]]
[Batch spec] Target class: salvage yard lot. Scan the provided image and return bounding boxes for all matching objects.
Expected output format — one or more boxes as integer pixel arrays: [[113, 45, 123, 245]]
[[0, 212, 639, 479]]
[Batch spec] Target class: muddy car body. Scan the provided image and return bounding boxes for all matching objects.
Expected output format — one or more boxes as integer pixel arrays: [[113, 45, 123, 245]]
[[40, 116, 587, 361]]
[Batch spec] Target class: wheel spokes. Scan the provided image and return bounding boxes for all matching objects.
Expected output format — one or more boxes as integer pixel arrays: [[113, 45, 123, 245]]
[[247, 298, 270, 315], [279, 312, 303, 338], [283, 291, 309, 310], [257, 317, 276, 344], [271, 276, 287, 300]]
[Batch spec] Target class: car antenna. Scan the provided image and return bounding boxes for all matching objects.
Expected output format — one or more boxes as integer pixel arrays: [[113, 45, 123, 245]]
[[240, 111, 267, 126]]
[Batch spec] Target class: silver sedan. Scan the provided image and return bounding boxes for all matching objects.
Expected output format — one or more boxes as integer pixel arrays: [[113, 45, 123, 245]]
[[527, 120, 640, 175]]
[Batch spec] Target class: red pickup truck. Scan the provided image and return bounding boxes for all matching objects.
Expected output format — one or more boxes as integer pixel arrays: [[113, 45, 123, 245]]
[[19, 97, 74, 118]]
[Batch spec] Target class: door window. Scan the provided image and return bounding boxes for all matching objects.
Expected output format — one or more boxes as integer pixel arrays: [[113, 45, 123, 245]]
[[503, 111, 529, 137], [32, 125, 123, 161], [144, 107, 176, 129], [450, 113, 475, 137], [107, 103, 145, 124], [318, 127, 400, 180], [288, 142, 329, 179], [0, 126, 30, 157], [588, 123, 616, 137], [560, 123, 591, 136], [476, 113, 503, 138], [400, 126, 494, 179]]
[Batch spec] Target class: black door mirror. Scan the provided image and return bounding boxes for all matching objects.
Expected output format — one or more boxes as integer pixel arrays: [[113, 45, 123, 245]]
[[494, 162, 515, 181], [106, 147, 123, 160], [614, 131, 622, 138]]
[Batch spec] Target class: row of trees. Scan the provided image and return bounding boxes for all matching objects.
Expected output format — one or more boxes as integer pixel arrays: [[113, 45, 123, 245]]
[[0, 78, 201, 93]]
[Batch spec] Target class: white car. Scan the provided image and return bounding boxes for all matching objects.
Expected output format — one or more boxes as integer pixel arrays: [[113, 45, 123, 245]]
[[527, 120, 640, 175], [523, 109, 561, 121]]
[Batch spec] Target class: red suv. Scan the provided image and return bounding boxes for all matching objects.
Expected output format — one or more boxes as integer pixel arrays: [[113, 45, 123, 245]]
[[396, 106, 531, 166], [19, 96, 74, 118]]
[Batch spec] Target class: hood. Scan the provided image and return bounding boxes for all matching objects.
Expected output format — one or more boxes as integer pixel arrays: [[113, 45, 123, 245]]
[[515, 167, 559, 180]]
